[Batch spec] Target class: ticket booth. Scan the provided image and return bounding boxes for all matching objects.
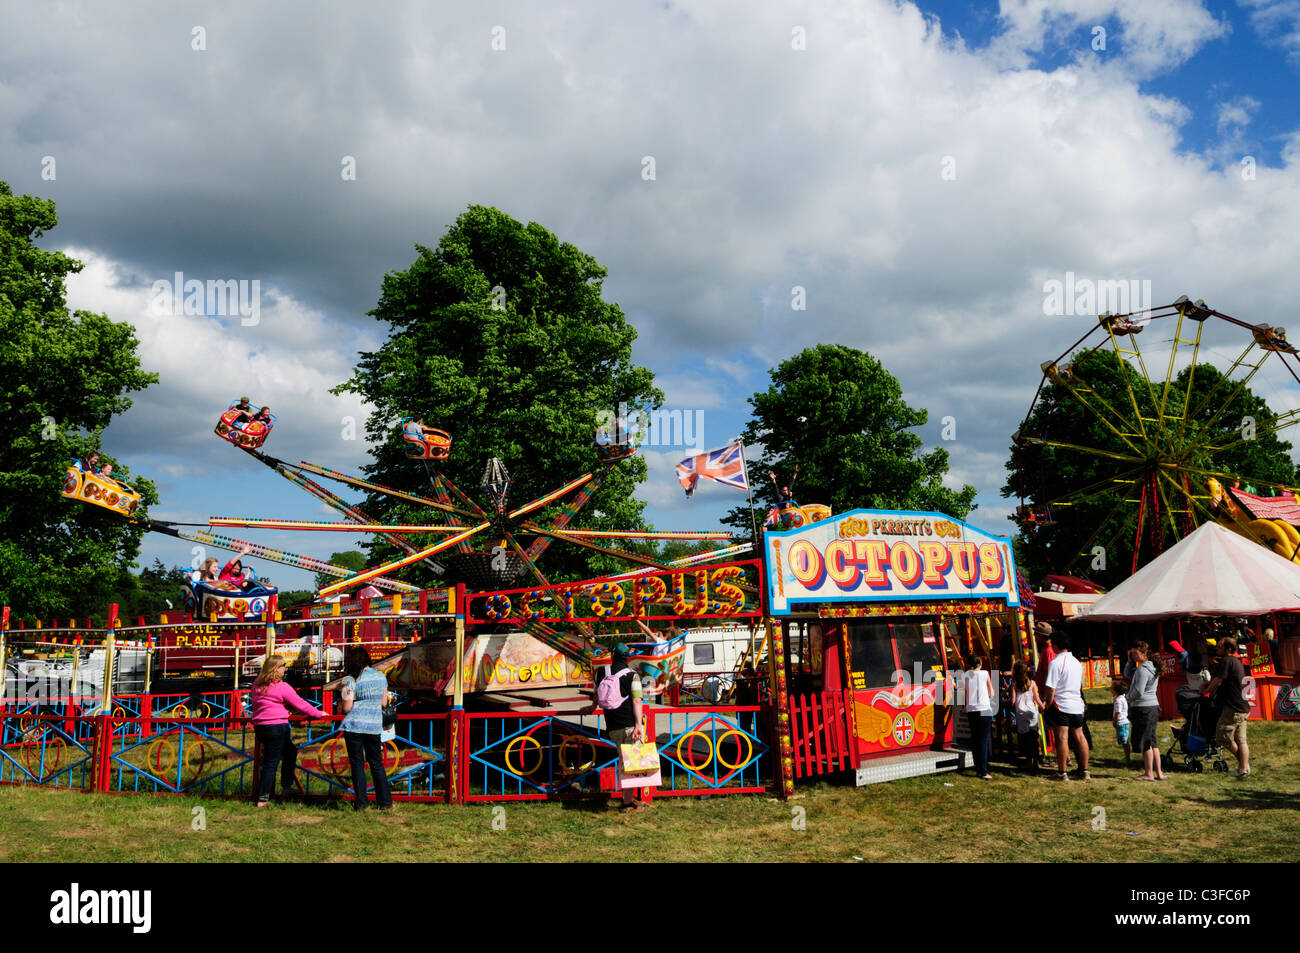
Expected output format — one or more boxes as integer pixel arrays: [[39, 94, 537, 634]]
[[765, 509, 1030, 784]]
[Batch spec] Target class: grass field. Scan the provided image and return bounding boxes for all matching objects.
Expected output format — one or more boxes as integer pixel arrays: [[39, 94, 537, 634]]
[[3, 709, 1297, 863]]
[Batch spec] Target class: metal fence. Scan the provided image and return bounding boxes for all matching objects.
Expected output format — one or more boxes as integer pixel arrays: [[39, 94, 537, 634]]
[[1, 698, 768, 803]]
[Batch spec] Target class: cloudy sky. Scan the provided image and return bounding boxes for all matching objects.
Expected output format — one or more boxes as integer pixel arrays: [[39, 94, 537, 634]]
[[4, 0, 1300, 590]]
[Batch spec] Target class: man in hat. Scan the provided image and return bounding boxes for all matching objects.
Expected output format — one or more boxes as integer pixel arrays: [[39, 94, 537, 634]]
[[1033, 621, 1057, 692], [584, 643, 647, 811]]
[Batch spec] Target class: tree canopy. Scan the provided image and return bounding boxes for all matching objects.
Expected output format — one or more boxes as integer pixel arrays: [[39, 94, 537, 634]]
[[334, 205, 662, 585], [314, 550, 367, 590], [1003, 348, 1298, 586], [0, 181, 157, 617], [105, 560, 192, 620], [725, 344, 977, 537]]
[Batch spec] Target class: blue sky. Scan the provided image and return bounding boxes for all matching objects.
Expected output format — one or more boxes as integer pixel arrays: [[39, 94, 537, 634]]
[[5, 0, 1300, 593]]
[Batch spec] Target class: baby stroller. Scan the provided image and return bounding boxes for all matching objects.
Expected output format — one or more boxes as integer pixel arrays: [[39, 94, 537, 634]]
[[1164, 687, 1230, 773]]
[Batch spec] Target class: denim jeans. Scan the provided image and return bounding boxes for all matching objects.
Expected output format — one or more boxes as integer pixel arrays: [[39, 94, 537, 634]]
[[344, 731, 392, 810], [254, 723, 296, 802]]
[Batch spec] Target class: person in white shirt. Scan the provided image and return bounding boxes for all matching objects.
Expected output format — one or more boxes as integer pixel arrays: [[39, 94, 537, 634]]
[[962, 656, 994, 780], [1043, 631, 1090, 780]]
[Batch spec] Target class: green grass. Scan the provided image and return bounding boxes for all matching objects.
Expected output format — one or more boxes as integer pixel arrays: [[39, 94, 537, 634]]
[[3, 714, 1297, 862]]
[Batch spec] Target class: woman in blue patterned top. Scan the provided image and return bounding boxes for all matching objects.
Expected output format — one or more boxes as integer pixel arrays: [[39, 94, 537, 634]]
[[340, 647, 393, 811]]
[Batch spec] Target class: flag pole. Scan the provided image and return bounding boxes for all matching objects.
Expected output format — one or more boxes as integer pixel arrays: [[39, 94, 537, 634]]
[[737, 438, 761, 550]]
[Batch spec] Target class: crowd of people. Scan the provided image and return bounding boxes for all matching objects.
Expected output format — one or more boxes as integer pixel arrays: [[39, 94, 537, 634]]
[[987, 621, 1254, 781], [240, 617, 1256, 810]]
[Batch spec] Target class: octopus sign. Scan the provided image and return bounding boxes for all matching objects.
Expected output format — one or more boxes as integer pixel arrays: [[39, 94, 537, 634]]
[[764, 508, 1019, 615]]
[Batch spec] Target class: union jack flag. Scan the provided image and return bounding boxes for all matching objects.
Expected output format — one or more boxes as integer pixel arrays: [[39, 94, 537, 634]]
[[675, 441, 749, 498]]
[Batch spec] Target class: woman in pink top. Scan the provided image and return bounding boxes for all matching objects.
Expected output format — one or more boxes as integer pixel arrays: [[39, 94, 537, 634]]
[[220, 544, 257, 592], [250, 654, 326, 807]]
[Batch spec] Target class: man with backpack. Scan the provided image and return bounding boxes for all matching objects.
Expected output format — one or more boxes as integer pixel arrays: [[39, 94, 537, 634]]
[[586, 643, 646, 811]]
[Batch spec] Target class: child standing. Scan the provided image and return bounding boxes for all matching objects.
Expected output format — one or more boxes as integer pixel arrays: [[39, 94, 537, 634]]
[[1112, 679, 1132, 763], [1011, 661, 1044, 772]]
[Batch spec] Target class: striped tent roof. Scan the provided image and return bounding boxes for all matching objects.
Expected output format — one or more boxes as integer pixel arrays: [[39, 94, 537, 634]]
[[1077, 521, 1300, 621], [1228, 486, 1300, 526]]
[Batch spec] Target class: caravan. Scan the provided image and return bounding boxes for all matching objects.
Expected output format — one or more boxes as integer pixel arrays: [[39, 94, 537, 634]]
[[679, 624, 762, 702]]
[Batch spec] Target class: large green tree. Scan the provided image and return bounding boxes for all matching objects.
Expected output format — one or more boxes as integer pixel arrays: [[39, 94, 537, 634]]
[[0, 181, 158, 617], [107, 560, 193, 620], [724, 344, 977, 537], [334, 206, 662, 586], [1003, 349, 1298, 586], [314, 550, 367, 590]]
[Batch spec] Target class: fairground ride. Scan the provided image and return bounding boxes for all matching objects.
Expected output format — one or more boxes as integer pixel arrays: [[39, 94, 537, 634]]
[[1011, 296, 1300, 577]]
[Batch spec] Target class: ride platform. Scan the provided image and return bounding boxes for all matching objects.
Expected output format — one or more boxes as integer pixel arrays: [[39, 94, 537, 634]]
[[854, 748, 971, 786]]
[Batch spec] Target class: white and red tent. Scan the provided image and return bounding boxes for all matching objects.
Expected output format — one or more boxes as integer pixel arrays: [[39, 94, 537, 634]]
[[1077, 521, 1300, 622]]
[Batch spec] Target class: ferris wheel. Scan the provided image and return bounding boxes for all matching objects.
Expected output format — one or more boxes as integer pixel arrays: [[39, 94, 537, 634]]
[[1011, 296, 1300, 576]]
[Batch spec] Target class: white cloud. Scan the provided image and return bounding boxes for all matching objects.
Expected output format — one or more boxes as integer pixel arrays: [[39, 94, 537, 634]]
[[63, 249, 378, 468], [1240, 0, 1300, 63], [3, 0, 1298, 564], [1217, 95, 1261, 132], [654, 374, 730, 412], [993, 0, 1229, 75]]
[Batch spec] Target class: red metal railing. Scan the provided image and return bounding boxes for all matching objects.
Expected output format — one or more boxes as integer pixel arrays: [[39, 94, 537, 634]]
[[787, 691, 854, 778]]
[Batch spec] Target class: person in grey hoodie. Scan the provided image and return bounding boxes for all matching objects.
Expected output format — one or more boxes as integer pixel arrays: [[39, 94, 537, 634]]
[[1127, 641, 1166, 780]]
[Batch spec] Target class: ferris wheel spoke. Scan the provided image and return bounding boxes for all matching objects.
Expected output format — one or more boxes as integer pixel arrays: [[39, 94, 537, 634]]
[[423, 463, 485, 556], [1016, 435, 1145, 466], [1160, 470, 1215, 527], [1184, 342, 1270, 434], [498, 530, 599, 643], [1194, 409, 1300, 458], [1171, 460, 1293, 494], [1172, 470, 1286, 554], [523, 466, 611, 563], [287, 460, 480, 518], [317, 521, 491, 597], [1060, 494, 1134, 573], [523, 521, 677, 571], [1157, 308, 1205, 450], [1046, 372, 1148, 458], [1045, 465, 1146, 508], [1106, 329, 1164, 445], [1152, 472, 1189, 544]]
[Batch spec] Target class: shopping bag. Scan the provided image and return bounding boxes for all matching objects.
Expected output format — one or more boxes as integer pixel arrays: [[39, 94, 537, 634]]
[[620, 768, 661, 789], [619, 742, 660, 774]]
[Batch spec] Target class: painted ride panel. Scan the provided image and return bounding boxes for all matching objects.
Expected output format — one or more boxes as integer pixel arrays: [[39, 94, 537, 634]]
[[214, 401, 275, 449], [400, 418, 451, 460], [61, 467, 141, 516]]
